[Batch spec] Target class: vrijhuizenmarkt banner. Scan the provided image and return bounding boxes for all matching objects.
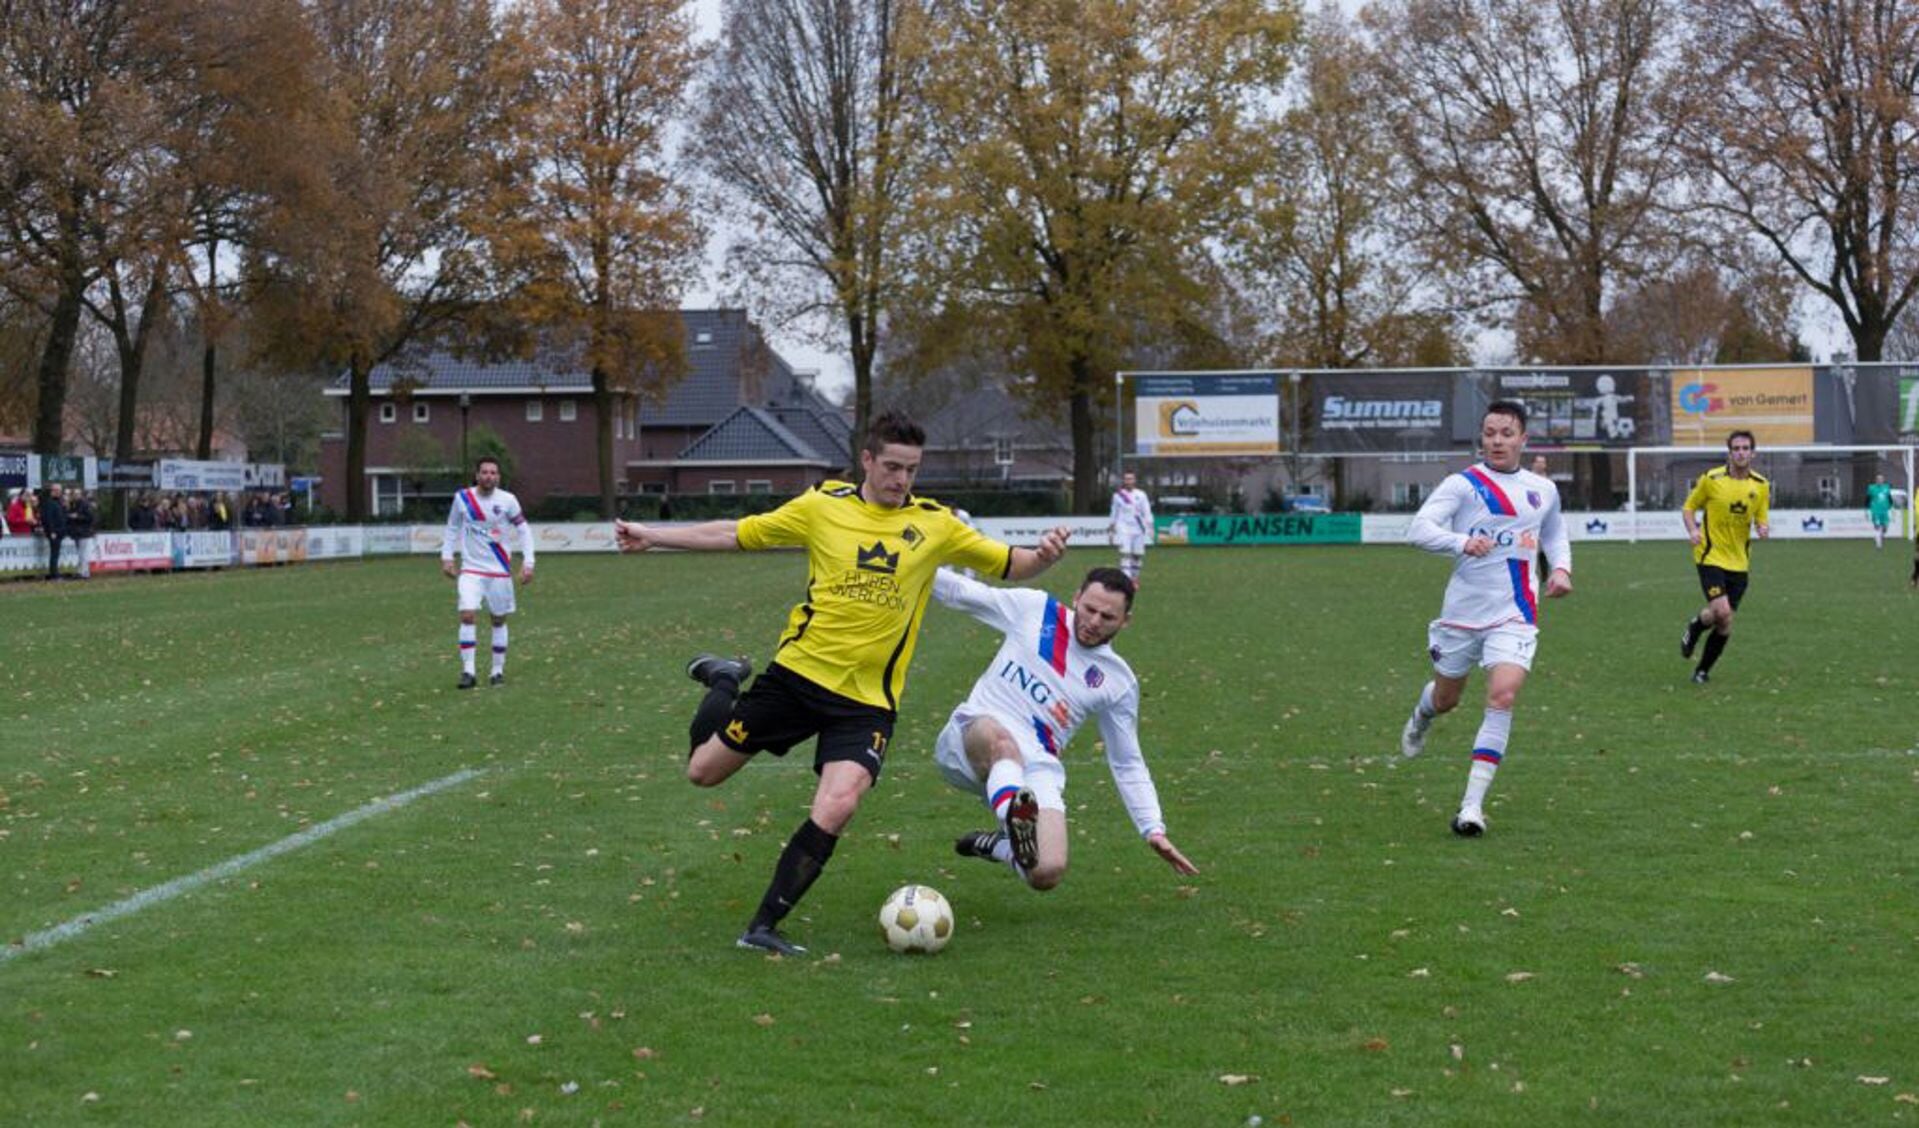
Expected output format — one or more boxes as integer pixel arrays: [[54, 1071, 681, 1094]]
[[1309, 370, 1454, 452], [1489, 368, 1651, 446], [1131, 372, 1280, 456], [1155, 512, 1361, 546], [1670, 366, 1813, 447]]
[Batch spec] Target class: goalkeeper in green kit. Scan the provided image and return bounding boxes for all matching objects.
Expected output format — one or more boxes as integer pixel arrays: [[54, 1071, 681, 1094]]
[[1867, 473, 1894, 550]]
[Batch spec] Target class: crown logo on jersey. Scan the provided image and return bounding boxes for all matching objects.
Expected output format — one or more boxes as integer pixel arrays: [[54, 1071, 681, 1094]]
[[857, 540, 899, 574], [1730, 500, 1748, 515]]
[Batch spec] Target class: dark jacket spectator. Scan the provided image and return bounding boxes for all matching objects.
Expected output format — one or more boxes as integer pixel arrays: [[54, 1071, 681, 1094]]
[[67, 494, 96, 538], [39, 485, 69, 579], [128, 496, 156, 530]]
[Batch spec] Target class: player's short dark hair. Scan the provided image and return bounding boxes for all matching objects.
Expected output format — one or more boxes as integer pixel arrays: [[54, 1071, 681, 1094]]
[[864, 409, 926, 454], [1485, 400, 1528, 429], [1727, 429, 1756, 450], [1080, 566, 1136, 611], [475, 456, 501, 473]]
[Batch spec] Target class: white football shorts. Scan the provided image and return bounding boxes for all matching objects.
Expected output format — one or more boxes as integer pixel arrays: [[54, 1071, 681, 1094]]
[[1114, 535, 1148, 556], [1426, 620, 1537, 677], [457, 572, 517, 616], [933, 713, 1067, 813]]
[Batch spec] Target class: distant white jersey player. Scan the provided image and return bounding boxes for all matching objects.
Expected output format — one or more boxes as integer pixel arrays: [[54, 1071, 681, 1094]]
[[1400, 401, 1572, 838], [440, 457, 535, 689], [933, 566, 1196, 890], [1108, 472, 1155, 586]]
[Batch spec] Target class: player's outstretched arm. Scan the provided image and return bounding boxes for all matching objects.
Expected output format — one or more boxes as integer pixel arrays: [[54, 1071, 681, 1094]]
[[1147, 832, 1198, 876], [1545, 568, 1573, 598], [1005, 525, 1069, 580], [614, 518, 741, 553]]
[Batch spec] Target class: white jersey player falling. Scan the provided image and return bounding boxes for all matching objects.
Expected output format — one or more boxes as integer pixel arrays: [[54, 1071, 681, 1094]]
[[441, 483, 535, 681], [931, 569, 1168, 841]]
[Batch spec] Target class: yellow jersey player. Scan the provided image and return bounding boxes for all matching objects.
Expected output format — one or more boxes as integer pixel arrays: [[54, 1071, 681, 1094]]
[[1679, 430, 1770, 684], [615, 410, 1069, 956]]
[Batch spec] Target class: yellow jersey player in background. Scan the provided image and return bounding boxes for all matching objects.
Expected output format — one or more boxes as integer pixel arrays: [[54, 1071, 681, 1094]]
[[615, 409, 1069, 956], [1679, 430, 1770, 684]]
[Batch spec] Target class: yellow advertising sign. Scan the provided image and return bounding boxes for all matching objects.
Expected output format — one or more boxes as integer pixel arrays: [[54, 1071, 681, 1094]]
[[1669, 367, 1813, 447]]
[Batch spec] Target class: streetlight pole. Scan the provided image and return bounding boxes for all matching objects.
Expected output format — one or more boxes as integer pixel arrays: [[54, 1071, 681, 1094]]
[[459, 391, 471, 472]]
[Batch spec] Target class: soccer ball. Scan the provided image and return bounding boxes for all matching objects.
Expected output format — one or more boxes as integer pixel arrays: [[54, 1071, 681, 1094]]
[[877, 883, 954, 954]]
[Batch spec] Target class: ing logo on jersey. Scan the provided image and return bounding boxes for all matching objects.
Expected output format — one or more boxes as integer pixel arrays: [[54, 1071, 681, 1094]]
[[856, 540, 900, 574], [725, 720, 749, 745]]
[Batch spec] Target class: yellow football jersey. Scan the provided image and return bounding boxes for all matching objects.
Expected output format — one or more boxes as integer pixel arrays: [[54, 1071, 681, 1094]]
[[1684, 467, 1770, 571], [736, 482, 1013, 710]]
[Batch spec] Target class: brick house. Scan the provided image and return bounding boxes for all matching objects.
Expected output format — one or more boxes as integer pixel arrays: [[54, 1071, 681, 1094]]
[[318, 309, 850, 513]]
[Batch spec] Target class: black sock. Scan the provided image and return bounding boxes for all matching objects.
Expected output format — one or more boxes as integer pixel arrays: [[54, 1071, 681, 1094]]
[[1684, 615, 1706, 642], [751, 818, 838, 930], [1698, 631, 1730, 674], [688, 674, 741, 750]]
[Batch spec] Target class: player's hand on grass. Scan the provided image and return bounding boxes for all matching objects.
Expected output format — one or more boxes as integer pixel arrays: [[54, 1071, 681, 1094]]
[[1461, 534, 1494, 557], [1149, 832, 1198, 876], [1545, 567, 1573, 598]]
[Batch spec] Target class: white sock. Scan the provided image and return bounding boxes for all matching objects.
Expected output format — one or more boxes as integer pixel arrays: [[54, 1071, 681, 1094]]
[[1462, 707, 1512, 811], [491, 624, 508, 675], [1876, 529, 1885, 548], [986, 760, 1026, 828], [459, 623, 477, 675], [1410, 681, 1438, 732]]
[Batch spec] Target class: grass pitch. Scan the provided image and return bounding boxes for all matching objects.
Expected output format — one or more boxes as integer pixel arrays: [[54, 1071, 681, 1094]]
[[2, 541, 1916, 1125]]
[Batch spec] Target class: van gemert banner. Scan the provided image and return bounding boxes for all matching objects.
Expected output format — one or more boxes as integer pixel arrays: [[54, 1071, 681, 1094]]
[[1155, 512, 1360, 546], [1493, 369, 1648, 446], [1310, 370, 1454, 452], [1670, 367, 1813, 447], [1133, 373, 1280, 456]]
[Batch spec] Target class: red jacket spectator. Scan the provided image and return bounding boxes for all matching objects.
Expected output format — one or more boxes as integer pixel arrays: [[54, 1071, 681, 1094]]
[[5, 491, 34, 535]]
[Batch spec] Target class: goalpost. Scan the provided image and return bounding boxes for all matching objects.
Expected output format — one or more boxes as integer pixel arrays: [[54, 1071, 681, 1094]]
[[1625, 444, 1917, 543]]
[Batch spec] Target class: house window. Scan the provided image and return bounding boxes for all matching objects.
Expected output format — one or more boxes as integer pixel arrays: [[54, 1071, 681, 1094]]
[[413, 402, 430, 423], [559, 399, 577, 422], [993, 438, 1015, 465], [640, 482, 667, 495], [694, 330, 714, 347], [526, 400, 543, 423], [371, 474, 404, 516], [746, 479, 773, 494], [1392, 481, 1424, 507], [379, 402, 397, 424], [708, 479, 737, 495]]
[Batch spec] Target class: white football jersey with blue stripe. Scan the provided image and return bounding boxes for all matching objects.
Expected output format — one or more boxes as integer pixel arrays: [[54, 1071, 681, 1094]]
[[932, 569, 1166, 837], [1408, 463, 1570, 630], [442, 487, 534, 577]]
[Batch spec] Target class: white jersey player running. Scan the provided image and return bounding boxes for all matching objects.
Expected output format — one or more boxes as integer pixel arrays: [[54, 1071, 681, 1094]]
[[440, 457, 535, 689], [1401, 401, 1572, 837], [932, 566, 1197, 890], [1108, 471, 1155, 586]]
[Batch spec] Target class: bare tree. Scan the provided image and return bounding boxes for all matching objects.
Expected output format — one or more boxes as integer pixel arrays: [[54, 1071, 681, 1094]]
[[1367, 0, 1688, 363], [1677, 0, 1919, 363], [698, 0, 910, 457]]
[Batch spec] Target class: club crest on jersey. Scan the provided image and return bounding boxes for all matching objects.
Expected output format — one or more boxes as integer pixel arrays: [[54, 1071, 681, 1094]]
[[725, 720, 749, 744], [1730, 500, 1748, 515], [901, 524, 924, 549], [1526, 490, 1541, 509], [856, 540, 900, 573], [1084, 664, 1105, 688]]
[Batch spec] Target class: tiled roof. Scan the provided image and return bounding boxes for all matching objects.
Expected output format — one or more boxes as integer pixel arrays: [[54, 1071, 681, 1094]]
[[679, 406, 834, 463], [919, 382, 1067, 449], [325, 311, 795, 426], [767, 404, 853, 467]]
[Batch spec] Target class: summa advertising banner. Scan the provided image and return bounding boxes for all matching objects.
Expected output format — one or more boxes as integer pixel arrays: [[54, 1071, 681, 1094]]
[[1491, 369, 1648, 446], [1310, 371, 1453, 452], [1132, 373, 1280, 456], [1670, 367, 1813, 447]]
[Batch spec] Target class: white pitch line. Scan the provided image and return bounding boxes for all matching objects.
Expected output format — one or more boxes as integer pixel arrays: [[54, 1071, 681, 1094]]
[[2, 767, 485, 966]]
